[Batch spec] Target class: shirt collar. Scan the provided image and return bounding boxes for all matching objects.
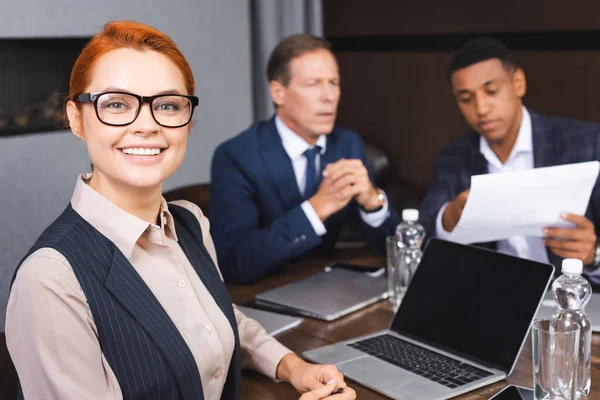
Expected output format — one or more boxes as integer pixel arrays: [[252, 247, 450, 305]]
[[160, 197, 179, 242], [70, 173, 178, 259], [275, 115, 327, 160], [479, 106, 532, 168]]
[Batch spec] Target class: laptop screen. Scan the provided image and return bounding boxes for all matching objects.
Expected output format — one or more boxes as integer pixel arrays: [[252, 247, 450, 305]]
[[391, 238, 554, 372]]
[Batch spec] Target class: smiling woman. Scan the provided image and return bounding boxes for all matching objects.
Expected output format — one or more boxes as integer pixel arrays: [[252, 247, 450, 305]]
[[65, 45, 194, 196], [5, 20, 352, 400]]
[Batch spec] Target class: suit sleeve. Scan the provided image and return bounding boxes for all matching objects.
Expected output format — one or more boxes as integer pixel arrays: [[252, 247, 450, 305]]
[[6, 250, 123, 400], [209, 145, 323, 283], [583, 141, 600, 285], [353, 135, 400, 254], [419, 153, 460, 243]]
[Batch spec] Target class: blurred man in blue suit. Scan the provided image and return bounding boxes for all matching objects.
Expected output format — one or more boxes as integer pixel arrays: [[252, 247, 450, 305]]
[[210, 34, 400, 283], [419, 37, 600, 282]]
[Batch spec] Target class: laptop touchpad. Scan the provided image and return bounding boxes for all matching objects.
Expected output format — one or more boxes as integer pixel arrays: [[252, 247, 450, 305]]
[[304, 344, 368, 365], [339, 357, 446, 398]]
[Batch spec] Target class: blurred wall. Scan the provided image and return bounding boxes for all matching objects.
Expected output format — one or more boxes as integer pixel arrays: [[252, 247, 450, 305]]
[[0, 0, 253, 331], [324, 0, 600, 198]]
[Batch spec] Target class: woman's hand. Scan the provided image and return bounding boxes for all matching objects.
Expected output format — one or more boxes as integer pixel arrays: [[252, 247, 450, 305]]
[[276, 353, 345, 392], [299, 380, 357, 400]]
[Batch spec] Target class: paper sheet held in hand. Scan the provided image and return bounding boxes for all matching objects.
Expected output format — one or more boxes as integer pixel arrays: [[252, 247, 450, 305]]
[[447, 161, 600, 244]]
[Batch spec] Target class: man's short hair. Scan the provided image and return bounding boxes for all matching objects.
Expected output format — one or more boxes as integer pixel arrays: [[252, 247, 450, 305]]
[[449, 37, 516, 79], [267, 34, 332, 86]]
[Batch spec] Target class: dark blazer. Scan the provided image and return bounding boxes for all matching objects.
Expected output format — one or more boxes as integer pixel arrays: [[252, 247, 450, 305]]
[[12, 204, 241, 400], [210, 117, 400, 284], [419, 110, 600, 275]]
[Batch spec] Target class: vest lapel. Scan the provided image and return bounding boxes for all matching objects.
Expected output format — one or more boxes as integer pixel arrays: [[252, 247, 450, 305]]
[[174, 214, 239, 335], [105, 250, 204, 400], [169, 204, 241, 399]]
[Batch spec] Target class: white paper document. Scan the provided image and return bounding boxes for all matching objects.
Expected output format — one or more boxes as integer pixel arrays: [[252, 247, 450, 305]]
[[447, 161, 600, 244]]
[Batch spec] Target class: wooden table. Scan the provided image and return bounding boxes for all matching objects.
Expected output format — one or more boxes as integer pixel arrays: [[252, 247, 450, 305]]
[[228, 248, 600, 400], [2, 248, 600, 398]]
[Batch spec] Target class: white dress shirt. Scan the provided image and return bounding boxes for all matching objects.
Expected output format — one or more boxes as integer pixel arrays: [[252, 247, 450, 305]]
[[435, 107, 550, 263], [275, 116, 389, 236]]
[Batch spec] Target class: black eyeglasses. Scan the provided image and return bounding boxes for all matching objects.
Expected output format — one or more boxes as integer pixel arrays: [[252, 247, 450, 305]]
[[77, 91, 199, 128]]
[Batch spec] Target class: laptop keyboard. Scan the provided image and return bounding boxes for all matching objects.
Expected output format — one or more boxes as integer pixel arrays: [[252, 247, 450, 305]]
[[348, 334, 493, 389]]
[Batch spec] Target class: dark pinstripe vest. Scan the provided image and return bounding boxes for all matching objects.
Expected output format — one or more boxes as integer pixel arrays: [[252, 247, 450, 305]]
[[12, 203, 241, 400]]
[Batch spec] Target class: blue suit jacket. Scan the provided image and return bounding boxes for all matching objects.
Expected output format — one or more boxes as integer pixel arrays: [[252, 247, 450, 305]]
[[419, 111, 600, 280], [210, 117, 400, 283]]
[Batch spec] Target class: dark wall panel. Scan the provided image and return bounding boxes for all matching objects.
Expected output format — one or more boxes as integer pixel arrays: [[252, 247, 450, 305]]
[[325, 2, 600, 197], [334, 51, 600, 192], [325, 0, 600, 36]]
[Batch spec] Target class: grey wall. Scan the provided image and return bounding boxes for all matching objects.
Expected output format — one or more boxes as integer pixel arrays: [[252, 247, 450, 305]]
[[0, 0, 254, 330]]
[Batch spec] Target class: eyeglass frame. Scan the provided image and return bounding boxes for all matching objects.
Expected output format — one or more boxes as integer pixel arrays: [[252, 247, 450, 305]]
[[76, 91, 200, 128]]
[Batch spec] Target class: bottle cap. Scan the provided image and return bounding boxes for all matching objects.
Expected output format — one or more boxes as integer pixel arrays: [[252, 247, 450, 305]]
[[561, 258, 583, 274], [402, 209, 419, 222]]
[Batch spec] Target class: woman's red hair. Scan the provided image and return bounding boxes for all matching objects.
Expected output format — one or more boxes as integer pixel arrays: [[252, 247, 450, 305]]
[[69, 20, 194, 102]]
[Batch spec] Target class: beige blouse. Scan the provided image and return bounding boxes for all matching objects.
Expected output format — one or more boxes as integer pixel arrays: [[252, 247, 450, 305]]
[[6, 174, 292, 400]]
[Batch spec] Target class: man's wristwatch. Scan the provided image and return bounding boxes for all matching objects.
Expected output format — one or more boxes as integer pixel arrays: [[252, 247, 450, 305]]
[[593, 241, 600, 269], [362, 188, 385, 213]]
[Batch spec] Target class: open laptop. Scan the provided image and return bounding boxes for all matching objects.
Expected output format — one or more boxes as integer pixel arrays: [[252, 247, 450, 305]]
[[304, 239, 554, 400], [254, 268, 388, 321], [536, 291, 600, 332]]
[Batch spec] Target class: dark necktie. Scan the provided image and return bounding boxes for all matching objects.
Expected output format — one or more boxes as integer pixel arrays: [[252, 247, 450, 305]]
[[304, 146, 322, 199]]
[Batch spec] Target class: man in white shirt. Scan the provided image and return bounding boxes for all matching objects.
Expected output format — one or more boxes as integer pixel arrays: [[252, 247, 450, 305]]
[[419, 37, 600, 282], [210, 34, 400, 283]]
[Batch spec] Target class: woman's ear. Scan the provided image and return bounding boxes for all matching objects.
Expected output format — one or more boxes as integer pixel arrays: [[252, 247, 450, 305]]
[[66, 101, 83, 140]]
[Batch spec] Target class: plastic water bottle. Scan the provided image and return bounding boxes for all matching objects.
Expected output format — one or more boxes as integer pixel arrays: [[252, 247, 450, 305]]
[[394, 209, 425, 300], [552, 258, 592, 397]]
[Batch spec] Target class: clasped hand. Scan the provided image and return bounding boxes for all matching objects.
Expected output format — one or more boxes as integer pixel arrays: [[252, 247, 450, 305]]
[[309, 159, 380, 221]]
